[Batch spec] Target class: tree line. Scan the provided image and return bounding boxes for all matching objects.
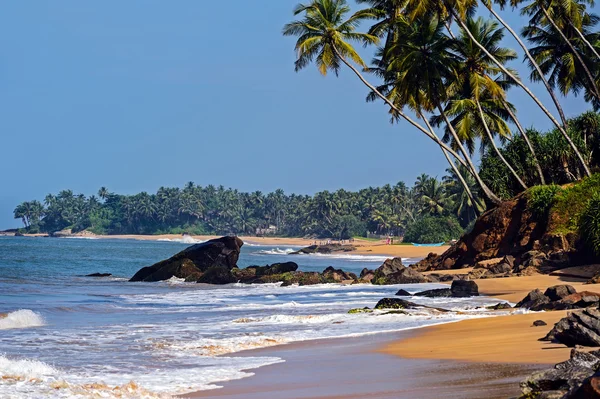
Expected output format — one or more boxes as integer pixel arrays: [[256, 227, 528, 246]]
[[13, 168, 479, 242], [283, 0, 600, 207]]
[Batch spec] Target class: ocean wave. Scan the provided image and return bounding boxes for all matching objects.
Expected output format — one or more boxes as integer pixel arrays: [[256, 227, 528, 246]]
[[157, 236, 205, 244], [253, 248, 296, 255], [64, 236, 100, 240], [297, 253, 393, 262], [0, 309, 45, 330]]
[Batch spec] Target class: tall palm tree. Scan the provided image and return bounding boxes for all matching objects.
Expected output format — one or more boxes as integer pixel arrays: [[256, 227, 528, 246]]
[[446, 17, 528, 189], [385, 16, 502, 203], [444, 162, 485, 225], [283, 0, 489, 198]]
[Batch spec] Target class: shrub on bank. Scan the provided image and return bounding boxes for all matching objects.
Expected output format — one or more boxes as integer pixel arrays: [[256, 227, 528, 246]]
[[580, 193, 600, 255], [403, 216, 463, 244]]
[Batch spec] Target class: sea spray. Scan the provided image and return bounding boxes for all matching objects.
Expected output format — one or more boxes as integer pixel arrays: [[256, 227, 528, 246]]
[[0, 310, 45, 330]]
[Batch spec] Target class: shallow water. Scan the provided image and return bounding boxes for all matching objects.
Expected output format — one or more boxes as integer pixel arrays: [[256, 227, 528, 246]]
[[0, 236, 506, 398]]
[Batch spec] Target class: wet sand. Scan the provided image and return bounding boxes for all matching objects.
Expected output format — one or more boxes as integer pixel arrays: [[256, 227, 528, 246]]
[[186, 332, 545, 399]]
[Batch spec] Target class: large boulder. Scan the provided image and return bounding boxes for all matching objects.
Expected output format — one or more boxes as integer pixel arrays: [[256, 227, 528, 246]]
[[545, 285, 578, 301], [516, 289, 551, 309], [130, 236, 243, 282], [450, 280, 479, 297], [322, 266, 356, 283], [414, 288, 452, 298], [542, 309, 600, 347], [374, 298, 421, 310], [373, 258, 430, 285]]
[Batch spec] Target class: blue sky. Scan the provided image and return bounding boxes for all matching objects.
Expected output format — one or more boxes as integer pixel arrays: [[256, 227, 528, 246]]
[[0, 1, 594, 229]]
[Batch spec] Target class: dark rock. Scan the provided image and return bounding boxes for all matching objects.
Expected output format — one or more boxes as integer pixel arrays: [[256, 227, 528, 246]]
[[374, 298, 420, 310], [487, 302, 512, 310], [516, 289, 551, 309], [488, 262, 513, 275], [520, 366, 595, 397], [428, 273, 455, 282], [322, 266, 356, 283], [545, 285, 578, 301], [414, 288, 452, 298], [360, 268, 372, 278], [85, 273, 112, 277], [14, 232, 24, 237], [450, 280, 479, 297], [197, 266, 237, 285], [542, 309, 600, 347], [533, 320, 548, 327], [395, 289, 412, 296], [570, 374, 600, 398], [373, 258, 430, 285], [252, 262, 299, 276], [290, 244, 356, 255], [130, 236, 243, 282]]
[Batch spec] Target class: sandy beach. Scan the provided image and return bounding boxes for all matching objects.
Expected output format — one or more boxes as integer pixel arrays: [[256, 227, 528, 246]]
[[21, 232, 449, 258]]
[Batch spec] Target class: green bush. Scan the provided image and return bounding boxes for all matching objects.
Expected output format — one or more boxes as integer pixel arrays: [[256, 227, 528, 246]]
[[580, 193, 600, 255], [403, 216, 464, 244], [551, 173, 600, 234], [528, 185, 562, 216]]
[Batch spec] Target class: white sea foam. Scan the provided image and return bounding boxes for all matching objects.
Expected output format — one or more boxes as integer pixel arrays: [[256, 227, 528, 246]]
[[157, 236, 205, 244], [0, 309, 45, 330], [253, 248, 296, 255]]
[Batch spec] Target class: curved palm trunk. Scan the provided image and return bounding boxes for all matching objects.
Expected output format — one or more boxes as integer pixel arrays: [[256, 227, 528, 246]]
[[420, 110, 480, 211], [331, 45, 502, 204], [541, 7, 600, 100], [568, 21, 600, 61], [452, 10, 592, 178], [436, 103, 502, 204], [483, 5, 569, 127], [330, 45, 470, 171], [501, 99, 546, 185], [476, 99, 528, 190]]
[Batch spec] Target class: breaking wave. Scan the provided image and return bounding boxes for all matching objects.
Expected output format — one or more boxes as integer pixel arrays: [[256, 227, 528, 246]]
[[0, 309, 45, 330]]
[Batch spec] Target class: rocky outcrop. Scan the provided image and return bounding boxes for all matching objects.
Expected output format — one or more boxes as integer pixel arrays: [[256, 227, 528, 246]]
[[516, 286, 600, 312], [130, 236, 243, 282], [542, 309, 600, 347], [372, 258, 431, 285], [290, 244, 356, 255], [322, 266, 357, 283], [414, 288, 452, 298], [395, 289, 412, 296], [410, 192, 586, 274], [520, 349, 600, 398], [374, 298, 421, 310]]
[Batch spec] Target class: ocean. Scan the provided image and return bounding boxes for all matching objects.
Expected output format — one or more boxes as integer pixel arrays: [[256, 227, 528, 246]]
[[0, 236, 507, 398]]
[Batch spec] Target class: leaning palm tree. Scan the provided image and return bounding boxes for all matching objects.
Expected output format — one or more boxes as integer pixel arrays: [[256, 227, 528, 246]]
[[445, 17, 528, 190], [385, 15, 502, 203], [444, 161, 486, 224], [283, 0, 490, 199], [398, 0, 592, 176], [517, 0, 600, 101]]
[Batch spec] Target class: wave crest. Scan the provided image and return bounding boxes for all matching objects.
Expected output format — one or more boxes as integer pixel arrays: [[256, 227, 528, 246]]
[[0, 309, 45, 330]]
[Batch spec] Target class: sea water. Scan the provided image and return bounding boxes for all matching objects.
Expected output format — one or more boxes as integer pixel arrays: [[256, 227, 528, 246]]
[[0, 236, 508, 398]]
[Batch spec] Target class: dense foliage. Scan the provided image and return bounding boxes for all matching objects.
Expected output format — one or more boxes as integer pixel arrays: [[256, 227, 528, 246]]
[[580, 193, 600, 255], [13, 166, 478, 242]]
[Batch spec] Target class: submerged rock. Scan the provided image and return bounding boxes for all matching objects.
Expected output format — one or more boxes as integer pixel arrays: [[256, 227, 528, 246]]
[[290, 244, 356, 255], [395, 289, 412, 296], [374, 298, 420, 310], [487, 303, 512, 310], [414, 288, 452, 298], [85, 273, 112, 277], [130, 236, 243, 282]]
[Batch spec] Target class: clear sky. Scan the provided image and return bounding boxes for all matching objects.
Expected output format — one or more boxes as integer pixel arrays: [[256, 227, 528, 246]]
[[0, 1, 593, 229]]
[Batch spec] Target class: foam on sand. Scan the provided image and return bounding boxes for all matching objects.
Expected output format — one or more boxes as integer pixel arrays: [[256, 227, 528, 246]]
[[0, 309, 45, 330]]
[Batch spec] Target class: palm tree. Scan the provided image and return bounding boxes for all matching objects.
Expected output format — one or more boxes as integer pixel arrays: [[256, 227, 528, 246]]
[[385, 16, 502, 203], [516, 0, 600, 101], [444, 162, 485, 225], [417, 176, 451, 215], [445, 17, 528, 190], [98, 187, 109, 201], [283, 0, 488, 196]]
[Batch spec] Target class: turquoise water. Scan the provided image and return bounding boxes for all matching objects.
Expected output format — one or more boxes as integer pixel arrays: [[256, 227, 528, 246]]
[[0, 236, 504, 398]]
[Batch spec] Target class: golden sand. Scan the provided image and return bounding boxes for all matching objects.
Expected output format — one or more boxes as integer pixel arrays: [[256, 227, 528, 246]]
[[385, 274, 599, 365]]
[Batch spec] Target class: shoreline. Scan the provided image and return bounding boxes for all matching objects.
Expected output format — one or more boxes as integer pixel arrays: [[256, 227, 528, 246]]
[[185, 331, 544, 399], [187, 273, 594, 398], [11, 233, 450, 258]]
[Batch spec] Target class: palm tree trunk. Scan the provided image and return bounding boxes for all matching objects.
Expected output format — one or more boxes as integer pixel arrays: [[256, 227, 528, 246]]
[[420, 110, 479, 210], [330, 45, 470, 171], [540, 7, 600, 100], [501, 99, 546, 185], [436, 103, 502, 204], [483, 5, 569, 127], [476, 99, 528, 190], [568, 20, 600, 61], [452, 10, 592, 178]]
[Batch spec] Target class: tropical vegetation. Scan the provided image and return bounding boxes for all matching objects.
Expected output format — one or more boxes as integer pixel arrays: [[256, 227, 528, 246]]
[[282, 0, 600, 250], [12, 169, 481, 243]]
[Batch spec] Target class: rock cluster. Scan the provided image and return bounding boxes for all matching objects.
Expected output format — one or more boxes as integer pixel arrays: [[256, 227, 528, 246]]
[[409, 280, 479, 298], [542, 309, 600, 347], [515, 285, 600, 311], [520, 349, 600, 398]]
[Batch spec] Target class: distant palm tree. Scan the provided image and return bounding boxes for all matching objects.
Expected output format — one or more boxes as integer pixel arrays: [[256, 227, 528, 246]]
[[98, 187, 109, 201], [444, 162, 485, 225]]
